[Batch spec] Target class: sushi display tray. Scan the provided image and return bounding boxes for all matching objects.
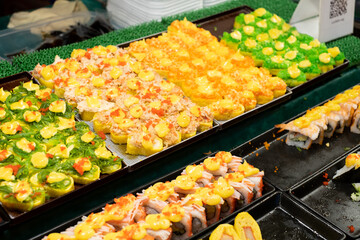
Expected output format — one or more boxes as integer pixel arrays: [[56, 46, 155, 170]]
[[192, 5, 349, 96], [290, 147, 360, 239], [116, 5, 348, 129], [31, 152, 275, 240], [230, 85, 360, 191], [0, 72, 129, 227], [198, 192, 346, 240]]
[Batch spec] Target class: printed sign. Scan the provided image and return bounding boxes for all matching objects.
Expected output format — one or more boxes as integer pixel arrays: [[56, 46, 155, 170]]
[[290, 0, 355, 42]]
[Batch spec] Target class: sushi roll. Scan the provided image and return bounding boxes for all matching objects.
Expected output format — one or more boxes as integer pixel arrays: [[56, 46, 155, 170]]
[[104, 194, 142, 230], [221, 31, 242, 50], [283, 50, 306, 63], [59, 157, 101, 185], [226, 174, 255, 208], [215, 151, 243, 172], [126, 132, 164, 156], [350, 108, 360, 134], [252, 8, 273, 20], [272, 40, 289, 55], [309, 52, 335, 73], [30, 170, 75, 197], [184, 204, 207, 235], [182, 164, 214, 187], [328, 47, 345, 66], [213, 177, 240, 217], [203, 156, 228, 178], [238, 161, 264, 198], [234, 13, 259, 29], [252, 46, 275, 67], [277, 65, 307, 87], [263, 55, 291, 75], [238, 37, 261, 56], [276, 118, 321, 149], [161, 202, 192, 240], [208, 99, 245, 121], [298, 59, 321, 80], [104, 223, 154, 240], [53, 213, 116, 240], [0, 180, 46, 212], [142, 214, 173, 240], [172, 175, 198, 197], [196, 187, 224, 226]]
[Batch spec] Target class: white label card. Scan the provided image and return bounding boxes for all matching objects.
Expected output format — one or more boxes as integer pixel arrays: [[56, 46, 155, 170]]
[[290, 0, 355, 42]]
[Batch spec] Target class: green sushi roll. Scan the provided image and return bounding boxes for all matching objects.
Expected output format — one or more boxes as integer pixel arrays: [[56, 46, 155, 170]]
[[239, 25, 261, 39], [263, 55, 291, 75], [252, 46, 275, 66], [277, 65, 307, 87], [309, 52, 336, 73], [267, 28, 283, 41], [283, 50, 306, 63], [328, 47, 345, 66], [238, 38, 261, 56], [234, 13, 259, 29], [254, 19, 272, 33], [298, 43, 319, 57], [298, 59, 322, 80], [285, 34, 300, 49], [252, 8, 273, 19], [221, 32, 241, 50], [273, 41, 289, 55]]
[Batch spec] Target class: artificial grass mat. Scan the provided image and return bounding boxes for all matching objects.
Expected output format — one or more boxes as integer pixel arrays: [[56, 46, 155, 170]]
[[2, 0, 360, 77]]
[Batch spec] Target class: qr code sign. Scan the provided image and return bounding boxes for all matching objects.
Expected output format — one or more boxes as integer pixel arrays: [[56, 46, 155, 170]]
[[330, 0, 348, 19]]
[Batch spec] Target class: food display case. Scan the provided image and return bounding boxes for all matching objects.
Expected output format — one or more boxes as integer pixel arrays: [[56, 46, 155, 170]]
[[0, 1, 359, 240]]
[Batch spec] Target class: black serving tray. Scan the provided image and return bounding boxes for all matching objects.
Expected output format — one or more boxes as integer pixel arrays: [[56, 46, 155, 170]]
[[31, 152, 275, 240], [199, 192, 345, 240], [290, 147, 360, 238], [230, 84, 360, 191], [0, 72, 129, 227]]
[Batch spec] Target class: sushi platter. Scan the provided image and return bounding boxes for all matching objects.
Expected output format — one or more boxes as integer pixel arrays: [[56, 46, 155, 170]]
[[31, 151, 275, 240], [0, 72, 129, 226], [0, 4, 357, 240], [290, 148, 360, 238]]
